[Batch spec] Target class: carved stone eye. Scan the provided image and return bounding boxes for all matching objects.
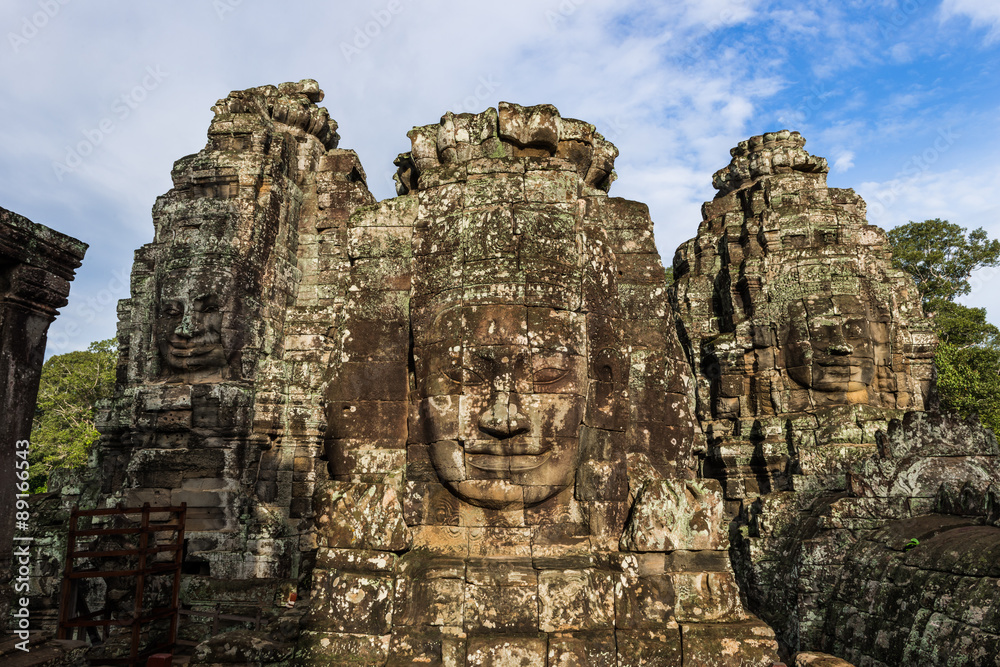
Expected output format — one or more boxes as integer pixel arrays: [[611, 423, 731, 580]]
[[161, 301, 183, 317], [442, 366, 485, 386], [195, 295, 221, 313], [532, 367, 569, 385]]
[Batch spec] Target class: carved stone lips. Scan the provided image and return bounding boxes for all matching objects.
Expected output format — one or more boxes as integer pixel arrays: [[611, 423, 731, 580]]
[[815, 357, 873, 367], [461, 438, 549, 456], [168, 344, 220, 357], [467, 452, 550, 473]]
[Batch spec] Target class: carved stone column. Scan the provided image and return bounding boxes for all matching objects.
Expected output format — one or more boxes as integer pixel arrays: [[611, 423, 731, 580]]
[[0, 206, 86, 620]]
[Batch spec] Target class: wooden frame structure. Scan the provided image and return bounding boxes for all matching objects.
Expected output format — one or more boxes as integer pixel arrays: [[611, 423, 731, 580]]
[[57, 503, 186, 666]]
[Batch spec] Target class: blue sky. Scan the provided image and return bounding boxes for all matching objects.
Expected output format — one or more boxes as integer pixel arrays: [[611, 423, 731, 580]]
[[2, 0, 999, 354]]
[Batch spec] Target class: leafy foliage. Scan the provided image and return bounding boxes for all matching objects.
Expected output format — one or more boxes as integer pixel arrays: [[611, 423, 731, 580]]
[[887, 218, 1000, 302], [925, 298, 1000, 348], [935, 341, 1000, 433], [29, 339, 117, 492], [888, 220, 1000, 431]]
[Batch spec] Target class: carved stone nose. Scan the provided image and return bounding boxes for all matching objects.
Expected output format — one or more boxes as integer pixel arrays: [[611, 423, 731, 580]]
[[826, 326, 853, 355], [175, 310, 194, 338], [478, 391, 530, 439]]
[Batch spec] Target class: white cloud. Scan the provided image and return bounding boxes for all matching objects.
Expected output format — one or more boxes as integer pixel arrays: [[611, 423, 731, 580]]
[[5, 0, 1000, 350], [940, 0, 1000, 43], [889, 41, 912, 62], [832, 150, 856, 173], [674, 0, 759, 29]]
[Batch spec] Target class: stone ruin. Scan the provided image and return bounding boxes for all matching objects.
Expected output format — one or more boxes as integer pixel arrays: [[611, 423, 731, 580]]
[[303, 100, 778, 664], [15, 81, 1000, 666], [80, 81, 779, 665]]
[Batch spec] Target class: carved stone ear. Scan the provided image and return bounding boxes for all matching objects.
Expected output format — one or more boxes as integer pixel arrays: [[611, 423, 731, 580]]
[[586, 348, 627, 431], [591, 347, 624, 384]]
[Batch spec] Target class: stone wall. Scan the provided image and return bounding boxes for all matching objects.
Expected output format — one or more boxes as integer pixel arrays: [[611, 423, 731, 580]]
[[771, 411, 1000, 664]]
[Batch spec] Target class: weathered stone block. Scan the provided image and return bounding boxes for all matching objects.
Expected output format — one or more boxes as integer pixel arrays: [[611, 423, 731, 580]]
[[620, 479, 727, 552], [296, 630, 390, 665], [466, 634, 547, 667], [615, 627, 683, 667], [395, 576, 465, 628], [308, 569, 395, 634], [679, 621, 779, 667], [538, 569, 615, 632], [314, 481, 411, 551], [615, 573, 675, 630], [547, 633, 617, 666], [672, 571, 745, 623]]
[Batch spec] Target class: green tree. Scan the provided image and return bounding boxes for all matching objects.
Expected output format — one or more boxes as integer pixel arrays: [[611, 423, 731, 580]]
[[887, 218, 1000, 302], [29, 338, 117, 492], [888, 220, 1000, 432]]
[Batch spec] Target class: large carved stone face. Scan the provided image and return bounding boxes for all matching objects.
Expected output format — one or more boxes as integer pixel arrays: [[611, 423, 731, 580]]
[[784, 296, 879, 393], [155, 269, 229, 378], [418, 304, 587, 510]]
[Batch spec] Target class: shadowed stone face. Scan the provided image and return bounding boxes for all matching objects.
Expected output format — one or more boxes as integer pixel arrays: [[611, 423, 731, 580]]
[[421, 305, 587, 509], [784, 297, 878, 393], [155, 268, 230, 379]]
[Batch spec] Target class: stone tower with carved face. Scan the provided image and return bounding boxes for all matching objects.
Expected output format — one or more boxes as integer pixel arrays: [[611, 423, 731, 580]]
[[671, 131, 939, 655], [94, 81, 375, 592], [671, 130, 937, 507], [304, 103, 780, 664]]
